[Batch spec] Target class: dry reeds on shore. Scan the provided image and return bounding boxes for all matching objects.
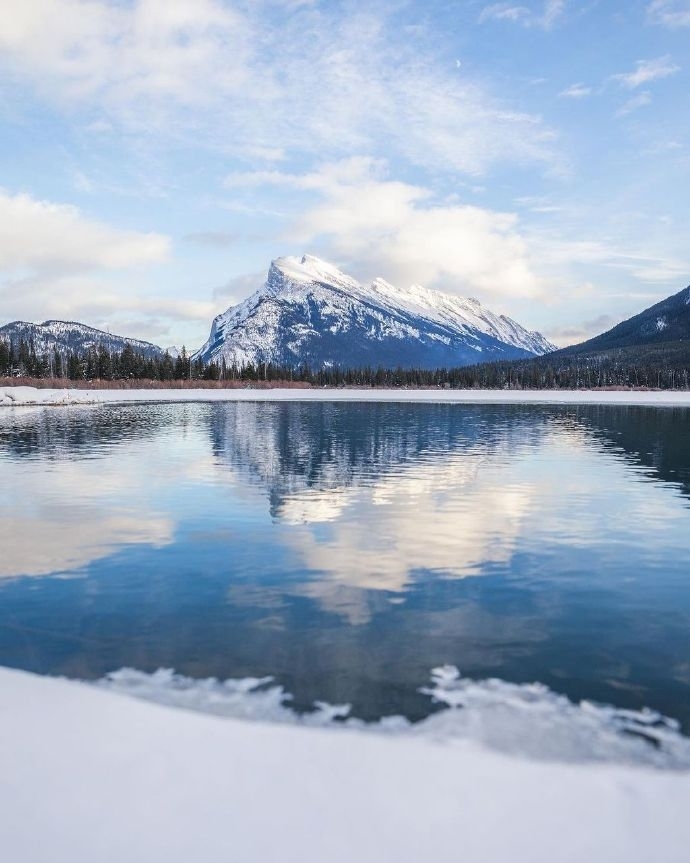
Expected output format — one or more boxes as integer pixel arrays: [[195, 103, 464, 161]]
[[0, 377, 313, 390]]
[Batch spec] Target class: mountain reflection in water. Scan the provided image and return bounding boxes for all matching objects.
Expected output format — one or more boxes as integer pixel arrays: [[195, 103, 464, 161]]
[[0, 402, 688, 727]]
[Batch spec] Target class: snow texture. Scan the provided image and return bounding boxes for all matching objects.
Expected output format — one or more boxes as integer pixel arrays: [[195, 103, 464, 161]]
[[100, 665, 690, 769], [0, 319, 164, 359], [3, 385, 690, 408], [0, 386, 96, 406], [194, 255, 556, 369], [1, 665, 689, 863]]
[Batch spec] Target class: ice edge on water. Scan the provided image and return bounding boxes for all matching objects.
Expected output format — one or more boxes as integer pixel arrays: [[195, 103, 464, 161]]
[[96, 664, 690, 770]]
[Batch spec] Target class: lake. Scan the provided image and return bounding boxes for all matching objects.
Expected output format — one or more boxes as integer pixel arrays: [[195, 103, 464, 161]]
[[1, 401, 689, 732]]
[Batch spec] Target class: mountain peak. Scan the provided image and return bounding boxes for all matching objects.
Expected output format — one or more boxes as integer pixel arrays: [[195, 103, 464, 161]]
[[195, 255, 554, 369], [271, 254, 355, 288]]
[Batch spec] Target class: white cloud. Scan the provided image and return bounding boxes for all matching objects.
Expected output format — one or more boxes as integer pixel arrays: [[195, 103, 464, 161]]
[[479, 1, 566, 29], [479, 4, 531, 24], [647, 1, 690, 27], [525, 232, 690, 287], [0, 269, 216, 344], [0, 0, 251, 109], [541, 0, 566, 28], [559, 83, 591, 98], [613, 56, 680, 89], [0, 193, 199, 341], [0, 1, 557, 177], [228, 158, 543, 301], [615, 92, 652, 117], [0, 190, 169, 275]]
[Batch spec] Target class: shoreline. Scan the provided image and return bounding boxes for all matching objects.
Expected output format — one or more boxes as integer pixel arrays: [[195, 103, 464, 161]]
[[3, 384, 690, 407]]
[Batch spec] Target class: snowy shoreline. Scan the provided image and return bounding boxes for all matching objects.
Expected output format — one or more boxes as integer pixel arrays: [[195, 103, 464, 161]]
[[1, 665, 689, 863], [3, 384, 690, 407]]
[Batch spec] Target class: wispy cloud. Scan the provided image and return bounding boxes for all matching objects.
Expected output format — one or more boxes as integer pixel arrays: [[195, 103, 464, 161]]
[[612, 56, 680, 89], [527, 232, 690, 286], [0, 0, 557, 178], [212, 271, 266, 304], [479, 4, 530, 24], [183, 231, 238, 248], [479, 1, 566, 30], [615, 92, 652, 117], [541, 0, 567, 28], [559, 83, 592, 98], [547, 314, 615, 347], [647, 1, 690, 27]]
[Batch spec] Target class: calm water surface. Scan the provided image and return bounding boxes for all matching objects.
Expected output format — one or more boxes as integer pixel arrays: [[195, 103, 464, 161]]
[[1, 402, 689, 728]]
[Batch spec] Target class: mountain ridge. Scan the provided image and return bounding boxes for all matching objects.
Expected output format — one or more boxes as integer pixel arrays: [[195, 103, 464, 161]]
[[195, 255, 555, 370], [554, 284, 690, 357], [0, 319, 165, 360]]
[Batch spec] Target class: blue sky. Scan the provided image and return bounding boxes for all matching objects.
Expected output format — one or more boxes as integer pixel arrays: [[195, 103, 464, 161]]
[[0, 0, 688, 349]]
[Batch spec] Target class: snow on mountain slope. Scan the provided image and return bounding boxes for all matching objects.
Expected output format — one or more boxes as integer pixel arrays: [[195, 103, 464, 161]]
[[0, 320, 164, 359], [195, 255, 555, 370], [557, 284, 690, 356]]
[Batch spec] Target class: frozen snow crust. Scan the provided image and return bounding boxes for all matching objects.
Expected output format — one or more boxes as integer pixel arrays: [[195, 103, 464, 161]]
[[0, 385, 96, 406], [99, 665, 690, 770], [4, 385, 690, 407], [2, 665, 690, 863]]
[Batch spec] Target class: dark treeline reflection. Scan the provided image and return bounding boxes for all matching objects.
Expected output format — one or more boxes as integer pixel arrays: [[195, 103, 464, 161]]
[[567, 405, 690, 500], [0, 402, 689, 728], [3, 401, 687, 502], [209, 402, 690, 509], [0, 404, 178, 460]]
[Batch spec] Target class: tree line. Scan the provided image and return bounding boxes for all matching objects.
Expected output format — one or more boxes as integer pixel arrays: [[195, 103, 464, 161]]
[[1, 336, 689, 389], [0, 339, 206, 381]]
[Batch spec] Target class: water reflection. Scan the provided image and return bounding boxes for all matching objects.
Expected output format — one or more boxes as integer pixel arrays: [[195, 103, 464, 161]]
[[0, 408, 190, 578], [0, 402, 688, 727], [571, 405, 690, 499], [209, 403, 538, 621]]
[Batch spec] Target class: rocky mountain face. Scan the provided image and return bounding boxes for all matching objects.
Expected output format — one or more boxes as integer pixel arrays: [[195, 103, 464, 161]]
[[195, 255, 555, 370], [0, 320, 164, 359]]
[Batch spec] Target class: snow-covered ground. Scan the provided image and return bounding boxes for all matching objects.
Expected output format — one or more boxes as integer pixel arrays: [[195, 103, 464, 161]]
[[0, 385, 97, 406], [3, 384, 690, 407], [1, 665, 688, 863]]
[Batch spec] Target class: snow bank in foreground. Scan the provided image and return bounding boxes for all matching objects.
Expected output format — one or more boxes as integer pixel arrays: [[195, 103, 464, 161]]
[[100, 665, 690, 770], [3, 384, 690, 407], [1, 666, 688, 863]]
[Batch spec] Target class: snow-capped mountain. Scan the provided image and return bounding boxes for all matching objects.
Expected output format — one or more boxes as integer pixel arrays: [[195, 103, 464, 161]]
[[195, 255, 555, 370], [0, 320, 164, 359]]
